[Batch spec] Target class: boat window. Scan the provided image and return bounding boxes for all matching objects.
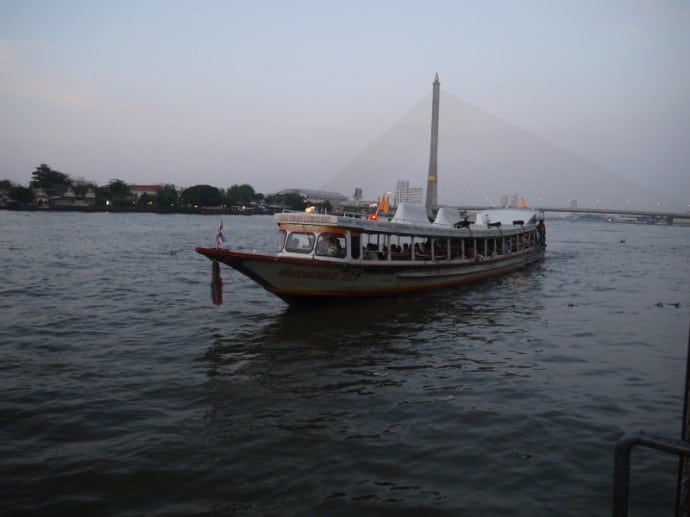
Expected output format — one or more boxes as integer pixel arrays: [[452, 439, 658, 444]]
[[450, 239, 463, 259], [464, 238, 476, 259], [435, 238, 449, 259], [351, 232, 360, 259], [277, 230, 287, 252], [390, 235, 412, 260], [361, 232, 386, 260], [315, 232, 347, 258], [285, 232, 315, 253], [414, 239, 431, 260]]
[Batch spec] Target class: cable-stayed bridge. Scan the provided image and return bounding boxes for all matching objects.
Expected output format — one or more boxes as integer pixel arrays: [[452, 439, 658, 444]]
[[322, 90, 686, 215]]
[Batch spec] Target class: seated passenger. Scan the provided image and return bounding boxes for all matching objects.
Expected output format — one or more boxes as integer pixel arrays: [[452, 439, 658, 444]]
[[327, 237, 341, 257], [316, 237, 329, 255]]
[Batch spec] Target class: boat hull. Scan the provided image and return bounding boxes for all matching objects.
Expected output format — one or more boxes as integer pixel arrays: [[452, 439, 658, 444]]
[[196, 246, 545, 305]]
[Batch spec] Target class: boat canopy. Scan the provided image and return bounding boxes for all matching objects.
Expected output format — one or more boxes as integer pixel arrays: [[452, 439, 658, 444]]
[[390, 203, 431, 225], [433, 207, 464, 227]]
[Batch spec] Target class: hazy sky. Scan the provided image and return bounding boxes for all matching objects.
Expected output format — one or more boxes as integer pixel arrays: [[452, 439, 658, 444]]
[[1, 0, 688, 205]]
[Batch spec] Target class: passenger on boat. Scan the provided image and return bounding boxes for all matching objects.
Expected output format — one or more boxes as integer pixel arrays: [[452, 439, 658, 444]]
[[537, 220, 546, 245], [379, 245, 388, 260], [327, 237, 341, 257], [360, 242, 377, 260], [316, 237, 329, 255]]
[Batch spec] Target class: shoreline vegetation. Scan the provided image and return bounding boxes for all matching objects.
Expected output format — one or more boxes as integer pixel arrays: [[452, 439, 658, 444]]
[[0, 163, 324, 216], [0, 204, 276, 215]]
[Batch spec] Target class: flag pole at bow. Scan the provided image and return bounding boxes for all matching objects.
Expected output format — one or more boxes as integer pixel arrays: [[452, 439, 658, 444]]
[[215, 219, 226, 248]]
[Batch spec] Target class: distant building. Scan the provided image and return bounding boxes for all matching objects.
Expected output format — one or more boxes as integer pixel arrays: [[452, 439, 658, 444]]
[[394, 180, 423, 206], [52, 185, 97, 208], [129, 184, 162, 199], [277, 188, 348, 210], [500, 193, 520, 208], [33, 188, 50, 208]]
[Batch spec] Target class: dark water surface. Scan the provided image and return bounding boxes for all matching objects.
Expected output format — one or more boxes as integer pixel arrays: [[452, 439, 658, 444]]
[[1, 211, 689, 515]]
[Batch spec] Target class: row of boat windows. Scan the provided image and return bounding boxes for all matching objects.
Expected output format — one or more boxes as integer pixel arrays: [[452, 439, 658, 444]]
[[278, 230, 538, 261]]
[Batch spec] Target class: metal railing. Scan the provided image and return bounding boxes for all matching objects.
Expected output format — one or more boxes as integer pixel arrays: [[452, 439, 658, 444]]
[[613, 430, 690, 516]]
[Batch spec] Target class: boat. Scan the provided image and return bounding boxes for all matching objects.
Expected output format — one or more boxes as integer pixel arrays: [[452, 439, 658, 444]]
[[196, 203, 546, 305], [196, 75, 546, 306]]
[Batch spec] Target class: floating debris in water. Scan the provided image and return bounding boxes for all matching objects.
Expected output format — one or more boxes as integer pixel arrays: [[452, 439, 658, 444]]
[[656, 302, 681, 309]]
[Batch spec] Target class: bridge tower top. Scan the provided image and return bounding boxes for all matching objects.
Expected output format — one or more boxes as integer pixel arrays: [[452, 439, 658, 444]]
[[425, 73, 441, 218]]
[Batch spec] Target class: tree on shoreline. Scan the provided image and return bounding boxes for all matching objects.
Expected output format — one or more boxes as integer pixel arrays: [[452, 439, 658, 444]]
[[30, 164, 71, 193], [101, 179, 131, 207], [1, 165, 274, 211], [266, 192, 306, 211], [182, 184, 222, 207], [156, 184, 180, 208], [226, 184, 256, 205], [0, 179, 34, 204]]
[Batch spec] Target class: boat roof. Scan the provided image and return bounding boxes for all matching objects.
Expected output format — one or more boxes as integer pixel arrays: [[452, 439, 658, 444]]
[[275, 203, 541, 238], [477, 208, 540, 226]]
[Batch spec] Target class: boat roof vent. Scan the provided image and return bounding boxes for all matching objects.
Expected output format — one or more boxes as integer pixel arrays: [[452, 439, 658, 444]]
[[433, 207, 463, 226], [391, 203, 432, 225]]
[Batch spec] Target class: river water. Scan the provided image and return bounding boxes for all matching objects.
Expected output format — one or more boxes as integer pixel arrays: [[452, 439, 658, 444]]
[[1, 211, 689, 515]]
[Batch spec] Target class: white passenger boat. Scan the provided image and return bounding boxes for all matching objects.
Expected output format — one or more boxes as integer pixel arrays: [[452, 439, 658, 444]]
[[196, 74, 546, 305], [196, 203, 546, 306]]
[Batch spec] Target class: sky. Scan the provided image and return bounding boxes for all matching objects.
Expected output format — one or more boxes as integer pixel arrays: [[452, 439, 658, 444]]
[[1, 0, 689, 206]]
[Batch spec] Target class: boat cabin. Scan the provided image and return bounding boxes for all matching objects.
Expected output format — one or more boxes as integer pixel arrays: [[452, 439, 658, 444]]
[[275, 203, 543, 264]]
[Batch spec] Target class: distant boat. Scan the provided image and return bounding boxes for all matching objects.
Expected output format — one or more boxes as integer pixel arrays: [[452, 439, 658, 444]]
[[196, 203, 546, 306]]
